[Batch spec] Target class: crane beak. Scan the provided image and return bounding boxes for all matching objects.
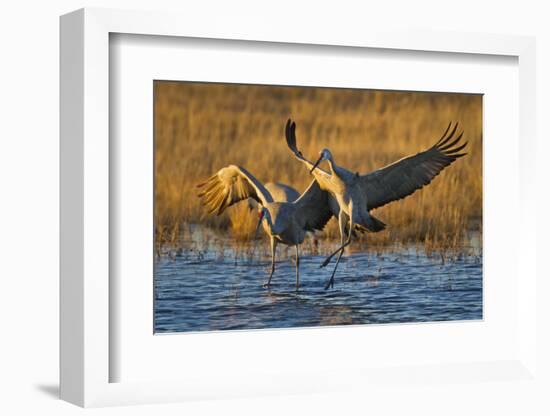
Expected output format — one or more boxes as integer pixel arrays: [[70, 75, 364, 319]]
[[310, 156, 323, 174], [255, 210, 265, 238]]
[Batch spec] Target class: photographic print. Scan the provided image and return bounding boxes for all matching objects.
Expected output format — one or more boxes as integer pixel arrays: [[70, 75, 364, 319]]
[[154, 81, 482, 333]]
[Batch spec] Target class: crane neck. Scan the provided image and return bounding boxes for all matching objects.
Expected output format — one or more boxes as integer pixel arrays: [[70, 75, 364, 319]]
[[326, 156, 341, 178], [263, 209, 274, 231]]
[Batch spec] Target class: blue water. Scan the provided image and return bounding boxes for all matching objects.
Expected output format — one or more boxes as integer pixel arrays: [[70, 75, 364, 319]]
[[154, 231, 482, 333]]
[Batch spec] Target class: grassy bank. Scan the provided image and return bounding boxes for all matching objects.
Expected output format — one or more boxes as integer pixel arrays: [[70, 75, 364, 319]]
[[155, 81, 482, 255]]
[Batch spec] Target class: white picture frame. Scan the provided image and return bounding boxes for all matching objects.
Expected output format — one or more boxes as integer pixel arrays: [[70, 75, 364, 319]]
[[60, 7, 537, 408]]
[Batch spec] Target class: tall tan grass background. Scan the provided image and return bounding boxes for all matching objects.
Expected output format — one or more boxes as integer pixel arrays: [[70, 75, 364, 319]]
[[155, 81, 482, 254]]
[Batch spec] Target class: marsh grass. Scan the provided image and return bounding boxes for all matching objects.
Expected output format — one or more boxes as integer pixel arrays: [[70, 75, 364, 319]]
[[155, 81, 482, 256]]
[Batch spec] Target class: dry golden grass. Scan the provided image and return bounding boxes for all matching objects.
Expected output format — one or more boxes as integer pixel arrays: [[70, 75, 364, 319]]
[[155, 81, 482, 254]]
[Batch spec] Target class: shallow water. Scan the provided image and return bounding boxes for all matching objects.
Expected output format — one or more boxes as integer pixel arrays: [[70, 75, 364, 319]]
[[154, 227, 482, 333]]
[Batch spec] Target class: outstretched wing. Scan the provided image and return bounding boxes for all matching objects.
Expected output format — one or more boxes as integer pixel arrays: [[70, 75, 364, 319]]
[[196, 165, 273, 215], [293, 180, 333, 232], [264, 182, 300, 203], [360, 122, 468, 211], [284, 119, 331, 178]]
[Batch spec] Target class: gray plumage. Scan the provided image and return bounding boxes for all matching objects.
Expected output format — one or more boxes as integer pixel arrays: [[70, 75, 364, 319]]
[[284, 119, 467, 289], [247, 182, 300, 210], [197, 165, 333, 289], [265, 182, 300, 203]]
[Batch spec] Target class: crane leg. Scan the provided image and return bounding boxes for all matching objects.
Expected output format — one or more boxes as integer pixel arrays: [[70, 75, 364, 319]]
[[263, 238, 277, 288], [295, 245, 300, 291], [325, 246, 345, 290], [325, 221, 351, 290], [321, 211, 352, 268], [320, 239, 351, 268], [323, 211, 354, 290]]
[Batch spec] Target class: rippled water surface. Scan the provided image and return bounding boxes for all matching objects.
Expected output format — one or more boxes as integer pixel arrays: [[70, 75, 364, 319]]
[[154, 227, 482, 333]]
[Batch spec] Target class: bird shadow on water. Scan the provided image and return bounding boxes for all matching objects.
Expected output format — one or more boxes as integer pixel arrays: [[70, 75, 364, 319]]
[[34, 383, 59, 399]]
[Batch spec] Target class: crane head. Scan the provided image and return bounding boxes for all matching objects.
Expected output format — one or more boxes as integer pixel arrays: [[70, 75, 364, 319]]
[[310, 148, 331, 173]]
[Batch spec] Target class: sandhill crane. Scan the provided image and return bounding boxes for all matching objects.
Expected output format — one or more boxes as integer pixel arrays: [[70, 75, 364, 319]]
[[285, 119, 468, 289], [197, 165, 333, 290]]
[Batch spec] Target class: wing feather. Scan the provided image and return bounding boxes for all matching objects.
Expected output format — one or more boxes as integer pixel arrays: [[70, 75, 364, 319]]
[[197, 165, 273, 215], [293, 180, 333, 232], [360, 122, 468, 211], [284, 119, 331, 178]]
